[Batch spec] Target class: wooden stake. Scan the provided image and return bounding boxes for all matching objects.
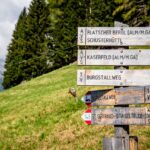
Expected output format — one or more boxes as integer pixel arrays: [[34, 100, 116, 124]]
[[103, 136, 138, 150], [114, 21, 130, 150]]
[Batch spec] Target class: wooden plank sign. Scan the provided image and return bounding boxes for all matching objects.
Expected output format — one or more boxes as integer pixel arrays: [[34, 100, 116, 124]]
[[78, 49, 150, 66], [77, 70, 150, 86], [78, 27, 150, 46], [81, 86, 150, 106], [81, 107, 150, 125]]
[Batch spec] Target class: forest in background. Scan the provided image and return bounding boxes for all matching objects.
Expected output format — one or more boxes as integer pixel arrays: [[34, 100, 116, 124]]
[[2, 0, 150, 89], [0, 59, 4, 91]]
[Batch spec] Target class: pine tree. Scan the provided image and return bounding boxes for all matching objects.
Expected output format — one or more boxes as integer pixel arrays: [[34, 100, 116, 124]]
[[51, 0, 88, 69], [90, 0, 115, 27], [22, 0, 52, 80], [52, 0, 115, 69], [3, 8, 27, 89], [113, 0, 150, 26], [48, 0, 64, 27], [3, 0, 53, 89]]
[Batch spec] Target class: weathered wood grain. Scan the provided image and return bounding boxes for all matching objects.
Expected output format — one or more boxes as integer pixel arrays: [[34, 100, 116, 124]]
[[103, 137, 138, 150], [82, 86, 150, 106], [78, 49, 150, 66], [91, 107, 149, 125], [77, 70, 150, 86], [78, 27, 150, 46], [113, 22, 130, 149], [103, 137, 126, 150]]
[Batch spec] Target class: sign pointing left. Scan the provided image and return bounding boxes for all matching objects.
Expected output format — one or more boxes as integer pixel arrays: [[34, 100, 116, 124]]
[[81, 86, 150, 106], [81, 107, 150, 125]]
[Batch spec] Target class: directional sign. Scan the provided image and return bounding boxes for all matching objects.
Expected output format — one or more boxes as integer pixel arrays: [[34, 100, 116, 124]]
[[81, 86, 150, 106], [77, 70, 150, 86], [78, 49, 150, 66], [81, 107, 150, 125], [78, 27, 150, 46]]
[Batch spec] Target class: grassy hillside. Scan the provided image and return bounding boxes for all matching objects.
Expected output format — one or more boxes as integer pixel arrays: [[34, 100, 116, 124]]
[[0, 63, 150, 150]]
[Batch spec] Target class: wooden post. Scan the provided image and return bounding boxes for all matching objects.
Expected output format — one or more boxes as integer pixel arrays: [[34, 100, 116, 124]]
[[130, 136, 138, 150], [103, 137, 125, 150], [114, 62, 130, 150], [103, 136, 138, 150], [102, 21, 138, 150], [114, 22, 130, 150]]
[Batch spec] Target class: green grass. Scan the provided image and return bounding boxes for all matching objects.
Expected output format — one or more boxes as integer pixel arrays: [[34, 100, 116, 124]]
[[0, 63, 150, 150]]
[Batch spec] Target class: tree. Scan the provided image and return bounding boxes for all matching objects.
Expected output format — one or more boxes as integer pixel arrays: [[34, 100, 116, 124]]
[[113, 0, 150, 26], [90, 0, 115, 27], [49, 0, 85, 69], [22, 0, 52, 80], [3, 8, 27, 88], [48, 0, 64, 27], [52, 0, 115, 69], [3, 0, 53, 89]]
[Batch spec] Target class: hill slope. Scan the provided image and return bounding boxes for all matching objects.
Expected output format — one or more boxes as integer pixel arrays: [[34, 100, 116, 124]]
[[0, 64, 150, 150]]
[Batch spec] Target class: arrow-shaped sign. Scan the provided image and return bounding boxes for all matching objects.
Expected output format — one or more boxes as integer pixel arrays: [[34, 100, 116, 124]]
[[81, 109, 92, 125], [81, 107, 150, 125], [81, 86, 150, 106]]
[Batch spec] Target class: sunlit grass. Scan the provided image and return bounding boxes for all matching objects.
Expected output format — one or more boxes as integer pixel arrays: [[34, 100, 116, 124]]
[[0, 63, 150, 149]]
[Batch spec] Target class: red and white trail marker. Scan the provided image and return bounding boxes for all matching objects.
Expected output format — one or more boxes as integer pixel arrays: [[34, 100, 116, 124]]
[[81, 109, 92, 125], [81, 107, 150, 125]]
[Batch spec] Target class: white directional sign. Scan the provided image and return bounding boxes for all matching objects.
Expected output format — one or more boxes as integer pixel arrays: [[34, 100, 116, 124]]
[[78, 27, 150, 46], [82, 107, 150, 125], [77, 70, 150, 86], [78, 49, 150, 66]]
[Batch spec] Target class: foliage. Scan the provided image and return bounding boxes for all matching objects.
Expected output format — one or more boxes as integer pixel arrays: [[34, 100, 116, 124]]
[[3, 0, 53, 89], [22, 0, 52, 79], [3, 8, 27, 88], [113, 0, 150, 26], [52, 0, 115, 69], [89, 0, 115, 27], [4, 0, 150, 89]]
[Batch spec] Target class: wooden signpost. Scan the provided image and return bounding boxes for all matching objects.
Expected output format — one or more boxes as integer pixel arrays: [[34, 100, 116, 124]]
[[78, 49, 150, 66], [78, 27, 150, 46], [77, 23, 150, 150], [81, 86, 150, 106], [77, 70, 150, 86], [82, 107, 150, 125]]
